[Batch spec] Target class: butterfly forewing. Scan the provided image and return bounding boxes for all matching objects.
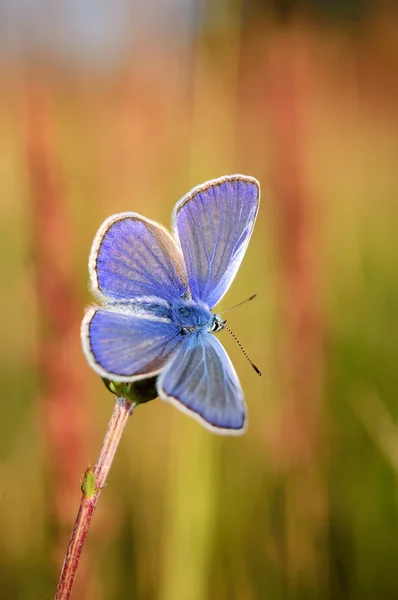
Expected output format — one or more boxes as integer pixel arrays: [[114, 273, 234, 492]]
[[90, 212, 188, 302], [173, 175, 260, 309], [158, 332, 247, 433]]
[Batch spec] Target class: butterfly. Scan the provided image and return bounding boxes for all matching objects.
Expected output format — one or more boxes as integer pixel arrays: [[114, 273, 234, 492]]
[[81, 174, 260, 434]]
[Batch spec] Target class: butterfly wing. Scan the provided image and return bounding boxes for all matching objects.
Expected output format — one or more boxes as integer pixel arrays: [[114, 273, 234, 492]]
[[90, 212, 189, 302], [158, 331, 246, 434], [173, 175, 260, 309], [81, 306, 182, 381]]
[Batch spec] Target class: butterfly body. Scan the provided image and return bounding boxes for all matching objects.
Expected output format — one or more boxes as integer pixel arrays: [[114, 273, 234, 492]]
[[169, 298, 222, 333], [82, 174, 260, 434]]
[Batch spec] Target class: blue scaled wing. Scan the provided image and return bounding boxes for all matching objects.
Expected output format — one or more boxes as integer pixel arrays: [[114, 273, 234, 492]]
[[89, 212, 188, 302], [172, 175, 260, 309], [81, 306, 182, 381], [158, 332, 246, 434]]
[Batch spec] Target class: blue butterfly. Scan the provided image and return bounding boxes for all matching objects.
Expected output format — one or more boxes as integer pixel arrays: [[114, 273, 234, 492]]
[[81, 175, 260, 434]]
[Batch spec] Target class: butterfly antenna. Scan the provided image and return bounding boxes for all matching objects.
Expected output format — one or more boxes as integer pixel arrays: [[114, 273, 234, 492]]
[[223, 324, 261, 376], [220, 293, 257, 315]]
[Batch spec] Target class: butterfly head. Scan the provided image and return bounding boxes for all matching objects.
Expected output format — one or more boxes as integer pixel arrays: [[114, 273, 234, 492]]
[[210, 314, 226, 333]]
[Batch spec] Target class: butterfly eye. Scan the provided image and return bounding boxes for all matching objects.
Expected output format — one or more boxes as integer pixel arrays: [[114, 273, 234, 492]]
[[210, 317, 225, 333], [180, 326, 195, 335]]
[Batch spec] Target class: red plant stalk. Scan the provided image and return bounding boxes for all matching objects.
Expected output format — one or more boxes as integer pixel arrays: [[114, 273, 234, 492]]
[[268, 31, 324, 466], [55, 397, 134, 600], [22, 78, 94, 592], [266, 31, 326, 582]]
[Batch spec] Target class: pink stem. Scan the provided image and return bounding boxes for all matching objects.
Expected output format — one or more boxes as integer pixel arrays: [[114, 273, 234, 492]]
[[55, 398, 134, 600], [23, 78, 93, 591], [267, 31, 323, 467]]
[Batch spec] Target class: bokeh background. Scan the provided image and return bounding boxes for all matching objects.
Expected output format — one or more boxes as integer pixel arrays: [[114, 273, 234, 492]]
[[2, 1, 398, 598]]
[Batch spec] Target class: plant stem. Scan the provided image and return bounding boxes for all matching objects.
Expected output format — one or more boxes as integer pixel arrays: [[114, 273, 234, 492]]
[[55, 397, 135, 600], [24, 77, 93, 581]]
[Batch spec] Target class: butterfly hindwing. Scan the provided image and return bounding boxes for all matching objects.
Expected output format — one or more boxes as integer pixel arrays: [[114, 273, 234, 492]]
[[82, 306, 182, 381], [173, 175, 260, 309], [158, 331, 246, 434]]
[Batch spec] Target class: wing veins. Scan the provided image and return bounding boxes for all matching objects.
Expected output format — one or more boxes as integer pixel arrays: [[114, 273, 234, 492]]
[[99, 252, 165, 291], [181, 227, 196, 296], [196, 199, 211, 264], [203, 193, 220, 299], [211, 194, 238, 288], [202, 187, 224, 304], [99, 271, 166, 294], [133, 229, 181, 286]]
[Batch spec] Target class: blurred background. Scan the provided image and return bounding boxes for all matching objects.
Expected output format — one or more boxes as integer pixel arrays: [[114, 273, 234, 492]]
[[2, 0, 398, 598]]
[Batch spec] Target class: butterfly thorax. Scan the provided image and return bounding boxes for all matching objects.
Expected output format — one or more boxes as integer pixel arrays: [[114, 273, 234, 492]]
[[170, 299, 223, 335]]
